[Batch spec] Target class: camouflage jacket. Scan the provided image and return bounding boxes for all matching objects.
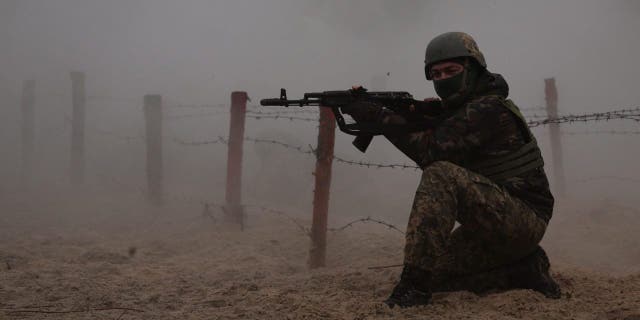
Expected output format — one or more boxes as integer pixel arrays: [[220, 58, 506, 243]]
[[382, 74, 554, 222]]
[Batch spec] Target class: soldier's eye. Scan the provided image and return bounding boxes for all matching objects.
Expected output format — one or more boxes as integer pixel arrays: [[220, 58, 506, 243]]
[[445, 67, 460, 75]]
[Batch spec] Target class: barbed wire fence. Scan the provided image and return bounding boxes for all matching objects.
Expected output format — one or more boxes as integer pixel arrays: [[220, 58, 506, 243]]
[[526, 107, 640, 127], [29, 95, 405, 237], [561, 130, 640, 136], [17, 93, 640, 177], [146, 101, 640, 242], [32, 97, 640, 227], [171, 135, 423, 170], [12, 80, 640, 267], [88, 167, 406, 238]]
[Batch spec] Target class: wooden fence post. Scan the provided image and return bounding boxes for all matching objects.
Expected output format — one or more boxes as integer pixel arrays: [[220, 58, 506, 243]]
[[545, 78, 566, 196], [70, 71, 86, 185], [144, 94, 164, 205], [225, 92, 247, 229], [308, 107, 336, 268], [21, 79, 35, 185]]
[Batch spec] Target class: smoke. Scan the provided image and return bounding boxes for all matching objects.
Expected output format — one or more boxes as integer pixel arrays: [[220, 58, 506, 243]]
[[296, 0, 429, 36], [1, 0, 640, 222]]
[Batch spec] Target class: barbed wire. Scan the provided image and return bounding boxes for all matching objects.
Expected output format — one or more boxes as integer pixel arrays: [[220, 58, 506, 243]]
[[574, 176, 640, 184], [91, 163, 406, 237], [245, 137, 313, 153], [523, 113, 552, 120], [330, 153, 420, 170], [91, 174, 393, 236], [562, 130, 640, 136], [66, 96, 631, 129], [86, 180, 400, 238], [243, 136, 420, 169], [90, 166, 639, 247], [245, 114, 318, 122], [163, 106, 640, 128], [526, 107, 640, 127], [164, 111, 229, 120], [245, 106, 640, 127], [30, 91, 639, 122], [328, 217, 405, 235], [172, 136, 228, 146], [245, 205, 404, 237], [166, 103, 227, 109], [244, 205, 311, 235], [171, 135, 421, 170], [197, 202, 405, 239]]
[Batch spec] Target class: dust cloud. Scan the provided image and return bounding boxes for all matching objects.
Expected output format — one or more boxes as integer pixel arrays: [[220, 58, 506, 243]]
[[1, 1, 639, 319]]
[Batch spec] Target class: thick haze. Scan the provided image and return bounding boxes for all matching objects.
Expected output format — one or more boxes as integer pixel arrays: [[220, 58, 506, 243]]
[[3, 4, 640, 316], [1, 0, 640, 217]]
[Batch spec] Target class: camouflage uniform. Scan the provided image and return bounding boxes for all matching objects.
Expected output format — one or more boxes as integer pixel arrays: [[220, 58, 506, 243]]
[[346, 32, 559, 307], [382, 73, 554, 282], [376, 75, 553, 284]]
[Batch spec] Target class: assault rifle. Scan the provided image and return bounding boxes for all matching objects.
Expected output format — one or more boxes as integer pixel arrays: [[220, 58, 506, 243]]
[[260, 88, 443, 152]]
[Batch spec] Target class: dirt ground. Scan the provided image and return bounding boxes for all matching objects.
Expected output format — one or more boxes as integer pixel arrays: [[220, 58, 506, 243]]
[[1, 189, 640, 320]]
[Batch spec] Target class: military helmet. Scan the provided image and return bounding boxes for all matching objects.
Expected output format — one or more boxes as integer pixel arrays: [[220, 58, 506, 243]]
[[424, 32, 487, 80]]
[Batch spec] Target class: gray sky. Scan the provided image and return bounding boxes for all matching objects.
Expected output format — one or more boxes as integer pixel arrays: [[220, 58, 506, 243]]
[[3, 1, 639, 106]]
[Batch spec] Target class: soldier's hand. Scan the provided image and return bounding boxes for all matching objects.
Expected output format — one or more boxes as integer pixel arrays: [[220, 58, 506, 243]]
[[341, 85, 382, 122], [343, 100, 383, 123]]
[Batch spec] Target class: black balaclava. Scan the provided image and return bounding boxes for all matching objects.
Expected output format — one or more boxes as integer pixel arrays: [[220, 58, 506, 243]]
[[430, 58, 483, 108]]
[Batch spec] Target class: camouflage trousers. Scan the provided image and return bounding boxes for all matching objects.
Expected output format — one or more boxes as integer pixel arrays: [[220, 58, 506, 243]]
[[404, 161, 547, 279]]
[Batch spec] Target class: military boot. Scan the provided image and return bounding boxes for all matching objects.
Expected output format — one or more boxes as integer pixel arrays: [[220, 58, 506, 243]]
[[384, 265, 432, 308], [431, 246, 561, 299], [507, 245, 561, 299]]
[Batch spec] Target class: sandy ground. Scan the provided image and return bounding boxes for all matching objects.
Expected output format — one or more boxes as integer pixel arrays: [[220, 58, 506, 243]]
[[1, 189, 640, 320]]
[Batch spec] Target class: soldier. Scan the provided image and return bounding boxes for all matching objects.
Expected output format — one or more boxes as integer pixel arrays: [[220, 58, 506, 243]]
[[344, 32, 560, 308]]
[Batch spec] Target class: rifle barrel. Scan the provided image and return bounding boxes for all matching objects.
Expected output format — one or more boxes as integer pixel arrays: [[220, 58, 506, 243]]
[[260, 98, 320, 107]]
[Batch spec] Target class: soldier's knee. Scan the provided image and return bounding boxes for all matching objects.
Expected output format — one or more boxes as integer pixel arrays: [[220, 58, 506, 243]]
[[418, 162, 462, 192], [422, 161, 460, 180], [427, 161, 459, 171]]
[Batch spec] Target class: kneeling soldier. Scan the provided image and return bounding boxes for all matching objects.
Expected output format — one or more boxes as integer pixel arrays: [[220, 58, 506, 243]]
[[345, 32, 561, 308]]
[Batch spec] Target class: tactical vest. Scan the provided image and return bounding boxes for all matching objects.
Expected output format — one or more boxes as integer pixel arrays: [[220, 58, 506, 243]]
[[466, 98, 545, 184]]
